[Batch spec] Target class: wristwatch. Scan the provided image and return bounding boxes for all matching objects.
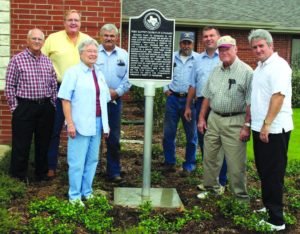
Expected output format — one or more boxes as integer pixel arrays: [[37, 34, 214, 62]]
[[264, 119, 271, 125], [244, 122, 251, 127]]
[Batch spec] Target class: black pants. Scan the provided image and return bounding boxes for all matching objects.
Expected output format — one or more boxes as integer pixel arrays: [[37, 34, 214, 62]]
[[252, 130, 291, 225], [10, 98, 55, 180]]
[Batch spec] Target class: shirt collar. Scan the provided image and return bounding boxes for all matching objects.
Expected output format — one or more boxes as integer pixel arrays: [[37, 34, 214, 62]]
[[25, 48, 42, 59], [221, 57, 239, 71], [63, 30, 81, 44], [79, 61, 94, 72], [258, 52, 277, 67], [202, 49, 219, 58], [175, 50, 195, 60], [99, 44, 117, 55]]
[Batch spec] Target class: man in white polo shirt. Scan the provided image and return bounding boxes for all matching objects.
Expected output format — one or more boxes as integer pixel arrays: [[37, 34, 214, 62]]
[[248, 29, 293, 232]]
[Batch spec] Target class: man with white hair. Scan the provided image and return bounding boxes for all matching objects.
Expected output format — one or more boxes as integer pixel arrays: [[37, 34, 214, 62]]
[[197, 35, 252, 201], [249, 29, 293, 232], [96, 24, 131, 182], [5, 28, 57, 182]]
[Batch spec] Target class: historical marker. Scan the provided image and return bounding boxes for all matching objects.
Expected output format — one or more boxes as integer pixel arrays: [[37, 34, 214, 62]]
[[128, 9, 175, 85], [114, 10, 182, 209]]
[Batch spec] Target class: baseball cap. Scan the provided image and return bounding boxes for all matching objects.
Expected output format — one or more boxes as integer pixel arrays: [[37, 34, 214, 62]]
[[180, 32, 194, 43], [217, 35, 236, 48]]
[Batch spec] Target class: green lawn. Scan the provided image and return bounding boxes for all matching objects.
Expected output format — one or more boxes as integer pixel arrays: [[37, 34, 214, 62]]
[[247, 108, 300, 161]]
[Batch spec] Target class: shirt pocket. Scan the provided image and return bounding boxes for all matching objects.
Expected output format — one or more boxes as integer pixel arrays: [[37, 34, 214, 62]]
[[116, 60, 126, 78]]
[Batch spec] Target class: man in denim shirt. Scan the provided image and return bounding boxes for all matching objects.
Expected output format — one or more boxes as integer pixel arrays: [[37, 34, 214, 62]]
[[185, 26, 227, 191], [162, 32, 198, 175], [96, 24, 131, 182]]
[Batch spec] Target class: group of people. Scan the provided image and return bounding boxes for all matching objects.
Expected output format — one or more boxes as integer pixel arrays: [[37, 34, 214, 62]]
[[5, 9, 293, 231], [5, 10, 130, 206], [162, 27, 293, 231]]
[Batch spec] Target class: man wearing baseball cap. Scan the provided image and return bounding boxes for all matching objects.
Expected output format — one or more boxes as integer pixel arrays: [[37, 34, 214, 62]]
[[162, 32, 198, 175], [197, 35, 253, 201]]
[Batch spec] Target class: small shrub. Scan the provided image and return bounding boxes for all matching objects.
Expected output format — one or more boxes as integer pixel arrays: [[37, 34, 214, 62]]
[[130, 86, 166, 129], [151, 170, 165, 184], [0, 173, 26, 207], [284, 212, 297, 225], [286, 160, 300, 177], [0, 207, 21, 233], [152, 143, 163, 159], [184, 175, 201, 186], [28, 195, 114, 233], [233, 213, 272, 232], [248, 187, 261, 200], [217, 197, 250, 218], [287, 195, 300, 210], [291, 68, 300, 107]]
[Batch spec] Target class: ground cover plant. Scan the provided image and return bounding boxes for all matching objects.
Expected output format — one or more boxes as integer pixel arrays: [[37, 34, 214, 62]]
[[1, 101, 299, 233]]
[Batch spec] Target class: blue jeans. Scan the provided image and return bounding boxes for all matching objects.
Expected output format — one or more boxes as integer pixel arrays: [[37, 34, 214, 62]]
[[47, 85, 65, 171], [196, 97, 227, 186], [106, 99, 122, 178], [163, 95, 197, 171], [68, 117, 102, 200]]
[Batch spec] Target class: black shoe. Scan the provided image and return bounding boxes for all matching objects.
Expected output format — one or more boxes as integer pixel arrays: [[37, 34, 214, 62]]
[[180, 169, 192, 177], [35, 174, 51, 182], [107, 176, 122, 182], [161, 163, 177, 173]]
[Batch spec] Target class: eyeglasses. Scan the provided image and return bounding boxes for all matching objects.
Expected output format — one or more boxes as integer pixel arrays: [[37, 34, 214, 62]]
[[66, 19, 80, 23], [30, 37, 43, 42], [84, 50, 98, 54]]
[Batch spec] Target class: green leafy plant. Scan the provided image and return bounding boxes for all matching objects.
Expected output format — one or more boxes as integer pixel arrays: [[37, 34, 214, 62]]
[[233, 213, 272, 232], [151, 170, 165, 184], [0, 207, 22, 233], [152, 143, 163, 159], [248, 187, 261, 200], [28, 195, 114, 233], [130, 86, 166, 129], [137, 201, 213, 233], [184, 174, 202, 186], [291, 66, 300, 107], [287, 195, 300, 210], [286, 160, 300, 176], [217, 197, 250, 218], [284, 212, 297, 225], [0, 173, 26, 207]]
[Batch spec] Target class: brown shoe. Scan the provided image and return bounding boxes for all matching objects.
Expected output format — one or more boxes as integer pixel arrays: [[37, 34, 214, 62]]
[[47, 169, 56, 178]]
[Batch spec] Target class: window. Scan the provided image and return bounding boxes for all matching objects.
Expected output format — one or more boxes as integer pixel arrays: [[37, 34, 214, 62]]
[[292, 39, 300, 67]]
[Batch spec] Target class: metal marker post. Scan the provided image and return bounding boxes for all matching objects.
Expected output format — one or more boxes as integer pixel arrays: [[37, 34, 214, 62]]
[[114, 9, 183, 208], [142, 82, 155, 198]]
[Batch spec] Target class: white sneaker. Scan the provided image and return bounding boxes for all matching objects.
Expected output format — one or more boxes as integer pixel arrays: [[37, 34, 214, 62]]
[[259, 219, 285, 231], [84, 194, 94, 200], [197, 184, 225, 194], [254, 207, 267, 213], [218, 186, 225, 195], [197, 184, 206, 191], [69, 199, 85, 207], [197, 191, 209, 199]]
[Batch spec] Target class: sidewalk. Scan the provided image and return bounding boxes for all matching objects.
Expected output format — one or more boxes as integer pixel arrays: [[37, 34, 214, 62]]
[[0, 145, 11, 161]]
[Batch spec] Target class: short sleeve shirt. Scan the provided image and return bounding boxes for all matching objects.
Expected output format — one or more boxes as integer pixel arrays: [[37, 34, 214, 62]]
[[251, 52, 293, 133], [202, 57, 253, 113]]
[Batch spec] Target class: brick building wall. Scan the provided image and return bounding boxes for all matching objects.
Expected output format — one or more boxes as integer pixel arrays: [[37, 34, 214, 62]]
[[0, 0, 121, 144], [0, 1, 293, 145]]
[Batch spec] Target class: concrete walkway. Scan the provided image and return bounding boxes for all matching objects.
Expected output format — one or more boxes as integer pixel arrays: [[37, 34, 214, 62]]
[[0, 145, 11, 161]]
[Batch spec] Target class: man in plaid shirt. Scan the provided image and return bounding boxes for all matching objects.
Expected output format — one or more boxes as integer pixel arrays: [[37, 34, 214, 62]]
[[5, 28, 57, 182]]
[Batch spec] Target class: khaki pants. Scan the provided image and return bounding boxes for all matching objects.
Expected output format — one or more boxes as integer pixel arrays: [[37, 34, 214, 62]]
[[203, 111, 249, 200]]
